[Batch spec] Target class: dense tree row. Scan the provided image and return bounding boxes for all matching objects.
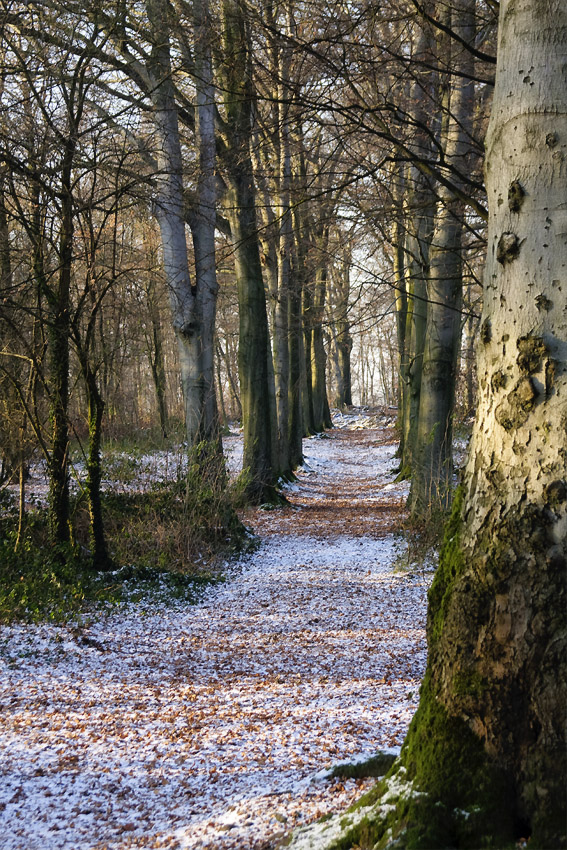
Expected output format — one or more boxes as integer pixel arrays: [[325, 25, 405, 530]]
[[1, 0, 565, 845], [300, 2, 566, 846], [0, 0, 495, 555]]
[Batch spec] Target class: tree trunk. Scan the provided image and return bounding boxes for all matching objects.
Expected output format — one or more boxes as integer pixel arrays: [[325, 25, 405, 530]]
[[215, 342, 228, 428], [397, 16, 437, 481], [274, 162, 291, 469], [190, 0, 221, 448], [302, 279, 315, 433], [146, 0, 201, 443], [219, 0, 274, 502], [149, 308, 169, 439], [410, 0, 475, 515], [48, 139, 73, 547], [288, 236, 304, 468], [398, 262, 428, 479], [311, 230, 332, 431], [325, 5, 566, 848], [332, 248, 353, 409], [272, 135, 291, 475], [85, 369, 110, 570], [392, 164, 407, 443]]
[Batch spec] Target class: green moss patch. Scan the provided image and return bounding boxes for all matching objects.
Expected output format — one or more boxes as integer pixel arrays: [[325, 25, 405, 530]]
[[329, 752, 397, 781]]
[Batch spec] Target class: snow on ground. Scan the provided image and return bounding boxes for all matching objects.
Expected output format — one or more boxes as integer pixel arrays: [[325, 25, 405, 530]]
[[0, 413, 432, 849]]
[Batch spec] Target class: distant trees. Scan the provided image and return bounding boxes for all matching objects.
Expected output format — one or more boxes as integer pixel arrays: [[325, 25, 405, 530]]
[[0, 0, 501, 555], [254, 0, 495, 516]]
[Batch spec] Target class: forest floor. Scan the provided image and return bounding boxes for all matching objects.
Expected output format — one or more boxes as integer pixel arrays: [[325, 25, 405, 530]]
[[0, 412, 433, 849]]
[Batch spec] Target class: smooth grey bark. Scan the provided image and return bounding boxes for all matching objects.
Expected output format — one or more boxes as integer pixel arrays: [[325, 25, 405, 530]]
[[85, 0, 216, 447], [189, 0, 221, 446], [146, 0, 201, 443], [330, 245, 353, 409], [410, 0, 475, 515], [398, 17, 437, 480]]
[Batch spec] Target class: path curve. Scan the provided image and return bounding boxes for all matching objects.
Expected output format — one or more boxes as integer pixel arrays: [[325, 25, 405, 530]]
[[0, 418, 431, 849]]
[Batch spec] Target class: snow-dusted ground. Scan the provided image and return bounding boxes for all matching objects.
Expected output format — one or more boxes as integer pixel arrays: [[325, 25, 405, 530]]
[[0, 416, 432, 849]]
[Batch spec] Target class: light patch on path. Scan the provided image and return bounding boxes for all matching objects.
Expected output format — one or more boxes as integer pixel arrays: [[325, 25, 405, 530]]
[[0, 419, 431, 849]]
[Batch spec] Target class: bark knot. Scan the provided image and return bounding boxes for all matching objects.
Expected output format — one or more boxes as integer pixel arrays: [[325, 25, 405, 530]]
[[508, 180, 525, 213], [480, 318, 492, 344], [495, 377, 538, 431], [517, 335, 547, 374], [491, 371, 508, 392], [535, 294, 553, 312], [545, 132, 558, 148], [544, 480, 567, 508], [497, 233, 521, 265]]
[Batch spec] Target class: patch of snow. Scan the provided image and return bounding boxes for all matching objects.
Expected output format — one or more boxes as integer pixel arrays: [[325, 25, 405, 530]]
[[0, 411, 430, 849]]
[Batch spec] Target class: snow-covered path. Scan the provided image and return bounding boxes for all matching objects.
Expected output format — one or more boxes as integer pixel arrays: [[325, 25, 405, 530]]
[[0, 421, 431, 849]]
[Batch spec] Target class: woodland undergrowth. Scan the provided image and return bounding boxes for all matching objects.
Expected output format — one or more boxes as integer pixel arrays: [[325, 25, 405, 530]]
[[0, 438, 249, 624]]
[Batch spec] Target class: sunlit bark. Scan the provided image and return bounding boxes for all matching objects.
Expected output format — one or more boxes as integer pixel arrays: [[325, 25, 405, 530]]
[[146, 0, 202, 443], [394, 2, 567, 845]]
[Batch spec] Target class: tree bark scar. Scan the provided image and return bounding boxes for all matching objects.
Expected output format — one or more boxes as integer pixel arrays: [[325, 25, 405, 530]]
[[544, 479, 567, 508], [517, 335, 547, 374], [508, 180, 526, 212], [480, 317, 492, 344], [546, 132, 559, 148], [497, 232, 521, 264], [495, 376, 538, 430], [535, 293, 553, 311]]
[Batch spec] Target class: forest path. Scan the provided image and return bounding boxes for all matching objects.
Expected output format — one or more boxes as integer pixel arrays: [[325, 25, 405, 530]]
[[0, 417, 431, 850]]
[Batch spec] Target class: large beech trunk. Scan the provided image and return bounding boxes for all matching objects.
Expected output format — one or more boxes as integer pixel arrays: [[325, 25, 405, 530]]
[[392, 1, 567, 846], [293, 3, 566, 848]]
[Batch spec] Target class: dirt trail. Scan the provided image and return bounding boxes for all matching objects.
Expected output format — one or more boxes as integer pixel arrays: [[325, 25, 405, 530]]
[[0, 419, 431, 849]]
